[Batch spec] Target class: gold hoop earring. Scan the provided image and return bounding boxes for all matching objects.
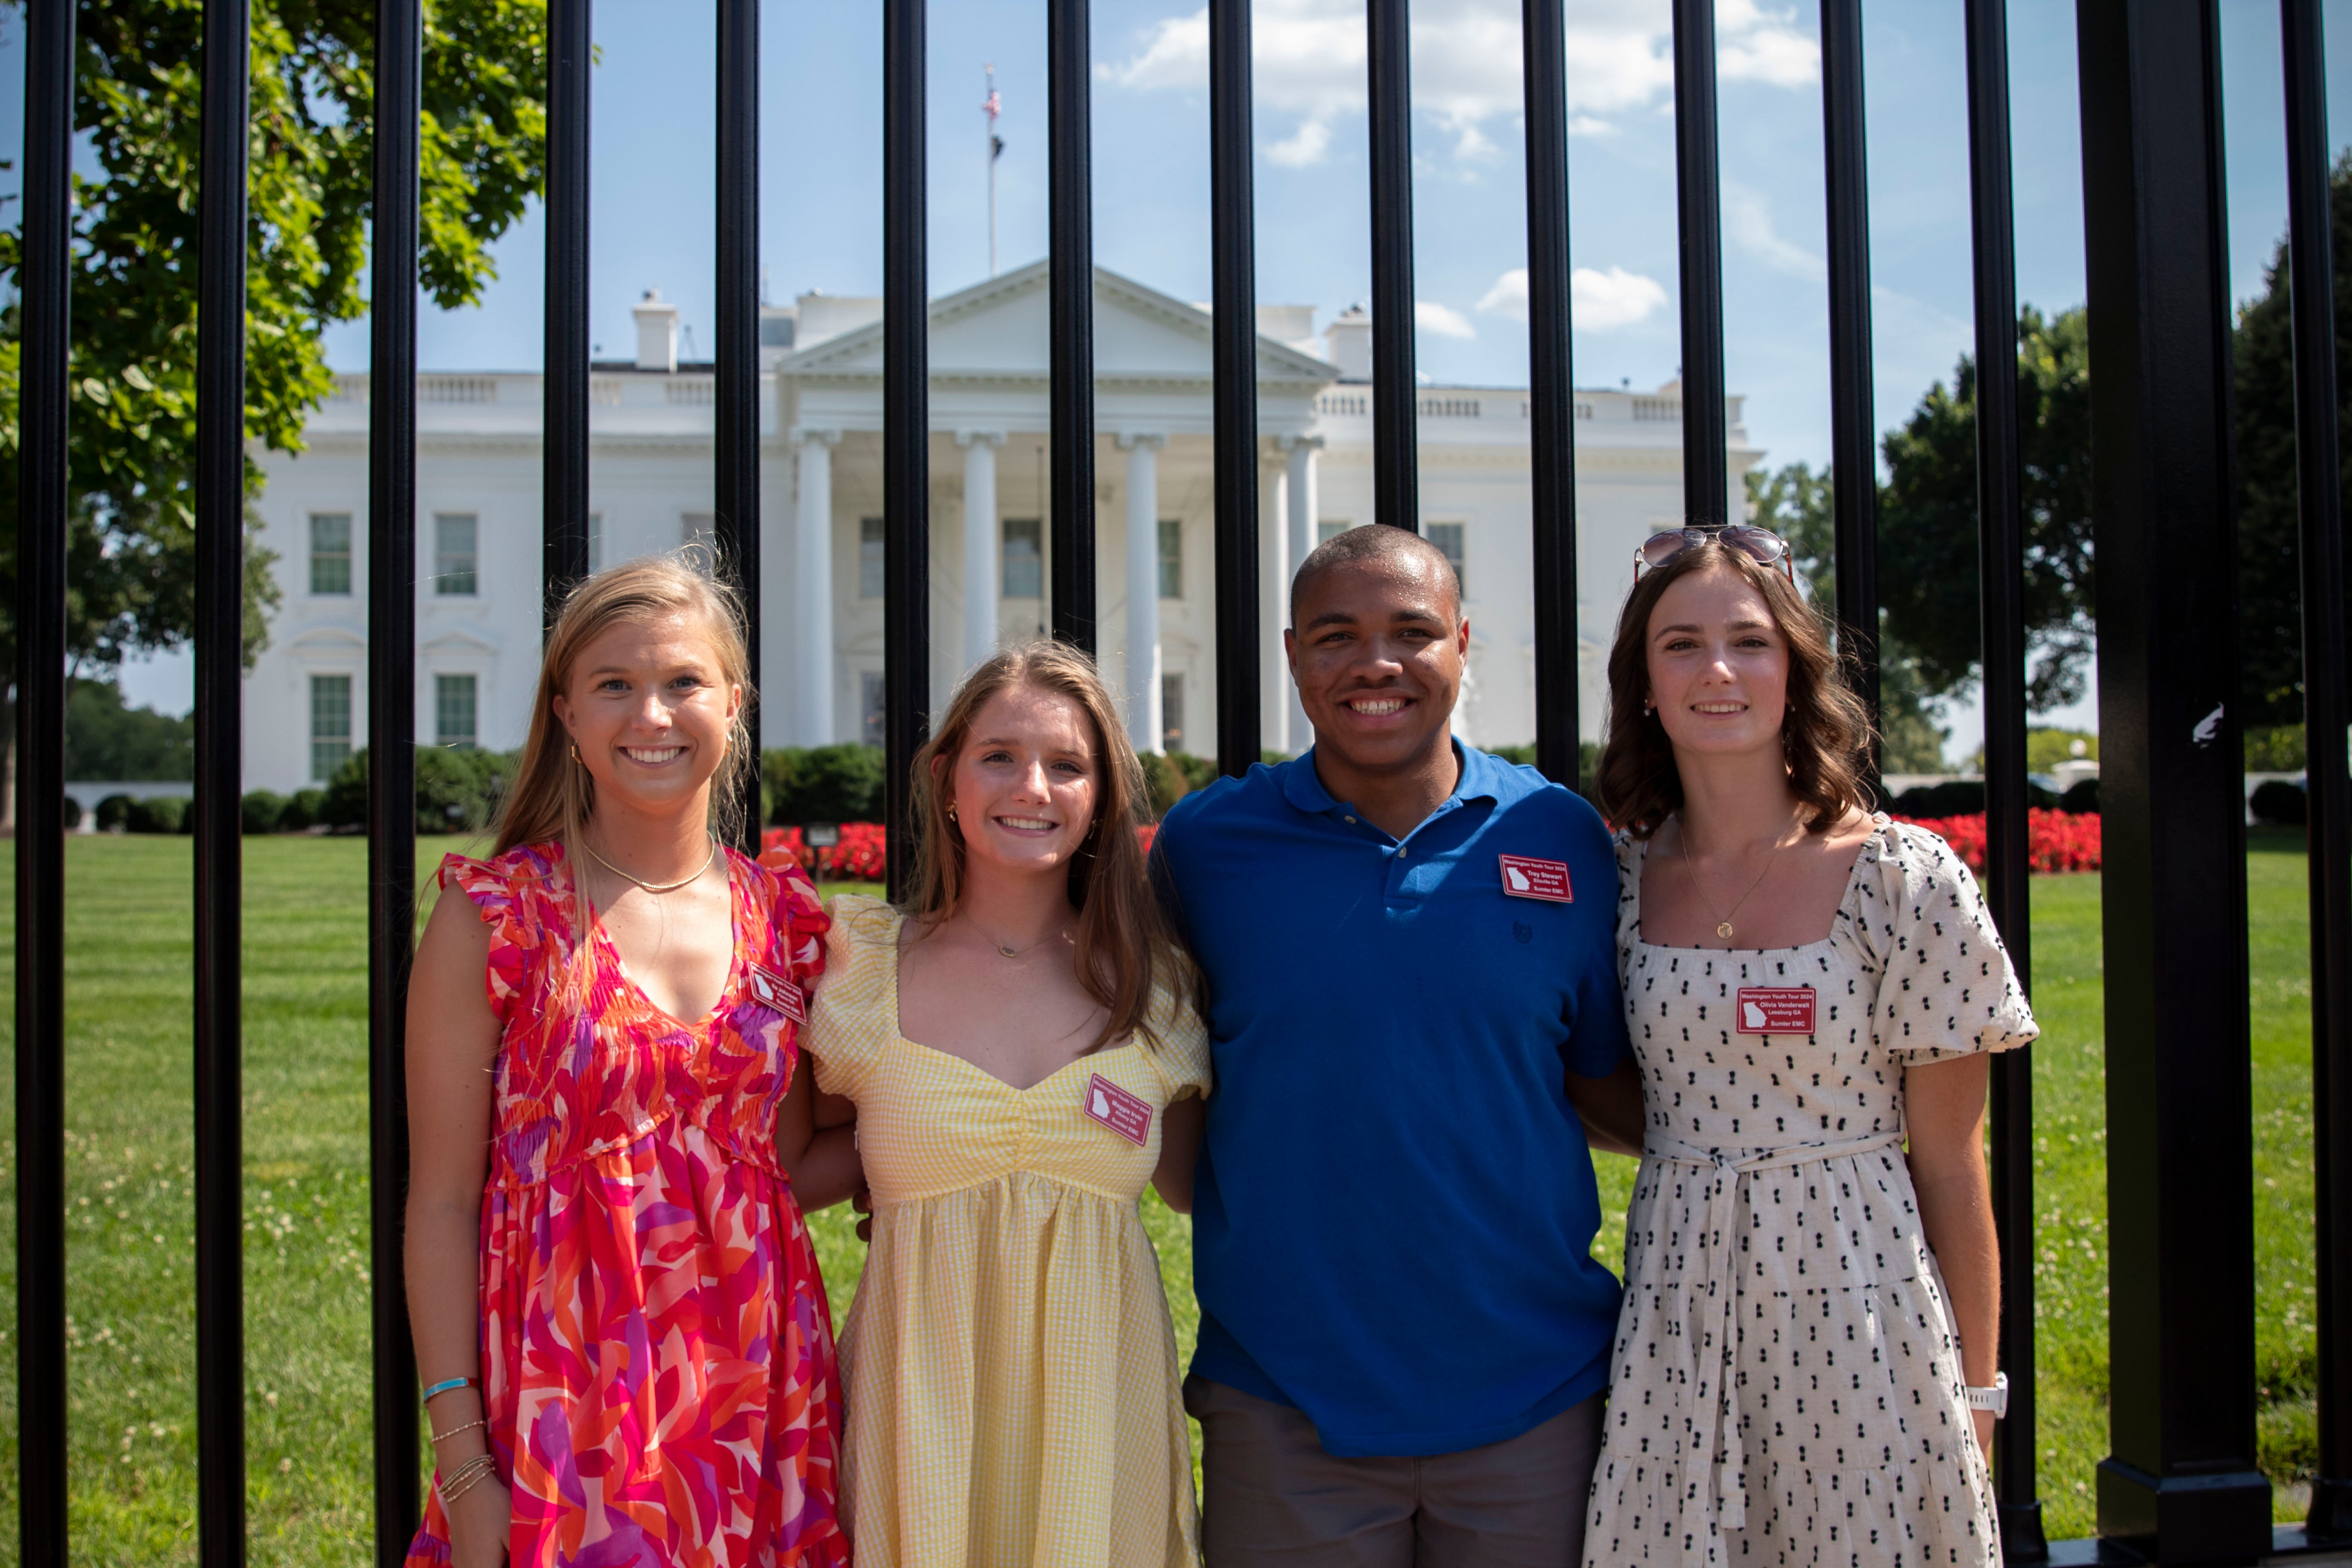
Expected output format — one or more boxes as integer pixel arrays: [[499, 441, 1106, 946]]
[[946, 802, 959, 821], [570, 743, 581, 763]]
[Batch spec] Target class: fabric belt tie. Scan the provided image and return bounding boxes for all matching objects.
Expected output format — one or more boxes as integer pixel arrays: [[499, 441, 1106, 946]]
[[1643, 1129, 1907, 1538]]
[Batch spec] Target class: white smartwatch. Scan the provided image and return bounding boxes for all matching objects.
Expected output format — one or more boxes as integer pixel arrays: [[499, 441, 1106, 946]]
[[1963, 1372, 2009, 1419]]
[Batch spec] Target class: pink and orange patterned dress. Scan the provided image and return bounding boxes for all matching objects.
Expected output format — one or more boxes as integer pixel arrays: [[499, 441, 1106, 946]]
[[405, 841, 849, 1568]]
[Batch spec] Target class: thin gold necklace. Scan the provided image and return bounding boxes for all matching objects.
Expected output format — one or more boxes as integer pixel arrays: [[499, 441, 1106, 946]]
[[1678, 813, 1795, 941], [579, 834, 718, 894], [965, 915, 1071, 959]]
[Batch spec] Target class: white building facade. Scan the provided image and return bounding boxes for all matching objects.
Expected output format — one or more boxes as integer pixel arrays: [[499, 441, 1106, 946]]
[[245, 264, 1761, 794]]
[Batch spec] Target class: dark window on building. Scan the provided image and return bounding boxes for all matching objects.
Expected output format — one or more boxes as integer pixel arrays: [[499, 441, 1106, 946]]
[[1003, 518, 1043, 598], [436, 674, 478, 750], [860, 518, 886, 599], [1318, 519, 1348, 545], [1161, 672, 1185, 754], [1157, 519, 1183, 600], [311, 674, 352, 782], [434, 513, 479, 596], [861, 671, 886, 747], [1427, 521, 1465, 599], [309, 513, 353, 596]]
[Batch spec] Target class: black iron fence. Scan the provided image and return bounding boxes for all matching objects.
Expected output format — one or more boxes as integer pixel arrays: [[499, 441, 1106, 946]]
[[8, 0, 2351, 1563]]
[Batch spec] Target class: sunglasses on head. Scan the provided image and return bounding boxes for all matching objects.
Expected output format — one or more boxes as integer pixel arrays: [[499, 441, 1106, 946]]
[[1633, 524, 1795, 583]]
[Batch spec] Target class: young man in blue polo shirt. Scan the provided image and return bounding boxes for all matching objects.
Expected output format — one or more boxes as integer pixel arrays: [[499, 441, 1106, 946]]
[[1153, 524, 1643, 1567]]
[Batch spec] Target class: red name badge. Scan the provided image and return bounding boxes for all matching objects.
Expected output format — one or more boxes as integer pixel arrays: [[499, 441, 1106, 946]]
[[1735, 987, 1816, 1036], [1083, 1073, 1153, 1146], [1498, 853, 1574, 903], [747, 964, 806, 1024]]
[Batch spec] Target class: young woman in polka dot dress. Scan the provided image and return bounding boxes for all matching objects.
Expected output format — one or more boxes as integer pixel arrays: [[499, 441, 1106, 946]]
[[1583, 529, 2034, 1568]]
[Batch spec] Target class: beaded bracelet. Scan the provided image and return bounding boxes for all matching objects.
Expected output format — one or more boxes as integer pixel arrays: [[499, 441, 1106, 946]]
[[443, 1465, 498, 1504], [429, 1417, 486, 1446]]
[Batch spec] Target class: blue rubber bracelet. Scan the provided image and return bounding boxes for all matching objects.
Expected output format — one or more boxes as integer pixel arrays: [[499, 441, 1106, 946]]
[[420, 1377, 476, 1403]]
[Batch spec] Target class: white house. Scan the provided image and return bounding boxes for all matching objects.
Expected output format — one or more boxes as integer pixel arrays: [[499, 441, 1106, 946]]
[[245, 262, 1762, 793]]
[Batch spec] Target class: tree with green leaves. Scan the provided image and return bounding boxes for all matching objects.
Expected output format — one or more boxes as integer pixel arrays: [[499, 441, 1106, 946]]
[[0, 0, 549, 816], [2232, 150, 2352, 733], [1744, 461, 1950, 772]]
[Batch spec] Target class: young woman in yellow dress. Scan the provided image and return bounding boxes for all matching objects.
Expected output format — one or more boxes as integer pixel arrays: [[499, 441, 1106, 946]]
[[786, 641, 1209, 1568]]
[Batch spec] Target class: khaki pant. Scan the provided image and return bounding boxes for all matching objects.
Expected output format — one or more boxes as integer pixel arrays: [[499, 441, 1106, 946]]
[[1184, 1377, 1603, 1568]]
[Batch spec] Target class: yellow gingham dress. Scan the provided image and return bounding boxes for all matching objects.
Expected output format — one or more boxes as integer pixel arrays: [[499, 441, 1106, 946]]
[[808, 895, 1209, 1568]]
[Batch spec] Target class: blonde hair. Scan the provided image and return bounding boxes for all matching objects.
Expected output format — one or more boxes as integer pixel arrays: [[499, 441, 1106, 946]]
[[496, 555, 756, 864], [904, 641, 1191, 1052]]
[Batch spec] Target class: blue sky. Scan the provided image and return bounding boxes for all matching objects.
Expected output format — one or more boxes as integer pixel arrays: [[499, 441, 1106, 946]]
[[12, 0, 2352, 749]]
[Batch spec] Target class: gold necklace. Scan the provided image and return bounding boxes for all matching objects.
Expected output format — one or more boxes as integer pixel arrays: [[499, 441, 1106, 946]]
[[1678, 814, 1795, 941], [965, 916, 1071, 959], [578, 834, 718, 894]]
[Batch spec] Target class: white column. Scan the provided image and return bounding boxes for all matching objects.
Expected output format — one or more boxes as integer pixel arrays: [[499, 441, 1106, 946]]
[[1119, 433, 1166, 751], [1282, 436, 1323, 753], [792, 429, 838, 745], [957, 431, 1005, 670]]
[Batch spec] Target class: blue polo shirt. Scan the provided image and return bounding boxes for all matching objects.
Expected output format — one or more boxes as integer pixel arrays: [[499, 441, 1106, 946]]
[[1153, 744, 1630, 1459]]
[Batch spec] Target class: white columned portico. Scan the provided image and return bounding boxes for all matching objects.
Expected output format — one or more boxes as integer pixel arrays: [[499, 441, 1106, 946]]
[[1118, 433, 1166, 751], [957, 431, 1005, 670], [792, 428, 839, 745], [1281, 435, 1322, 751]]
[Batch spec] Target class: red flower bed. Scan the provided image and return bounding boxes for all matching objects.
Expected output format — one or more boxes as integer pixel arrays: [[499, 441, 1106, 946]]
[[1889, 809, 2101, 875], [760, 822, 888, 882], [761, 822, 1163, 882]]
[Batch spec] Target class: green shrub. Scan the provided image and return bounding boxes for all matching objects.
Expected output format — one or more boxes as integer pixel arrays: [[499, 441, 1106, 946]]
[[2247, 724, 2309, 773], [279, 789, 326, 833], [1892, 779, 2058, 816], [61, 795, 82, 831], [323, 746, 519, 834], [2253, 778, 2309, 826], [764, 744, 887, 824], [1137, 753, 1191, 819], [127, 796, 188, 833], [64, 679, 193, 781], [94, 794, 136, 832], [2059, 778, 2101, 816], [241, 790, 286, 835]]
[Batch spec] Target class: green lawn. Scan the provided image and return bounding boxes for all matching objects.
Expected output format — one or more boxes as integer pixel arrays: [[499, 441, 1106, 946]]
[[0, 832, 2316, 1558]]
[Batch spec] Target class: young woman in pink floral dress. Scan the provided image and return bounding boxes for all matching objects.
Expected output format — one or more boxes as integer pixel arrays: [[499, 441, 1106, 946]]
[[402, 558, 857, 1568]]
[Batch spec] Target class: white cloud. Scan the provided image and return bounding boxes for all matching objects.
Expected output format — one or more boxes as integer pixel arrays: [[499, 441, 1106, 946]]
[[1417, 300, 1478, 339], [1724, 184, 1824, 282], [1104, 0, 1814, 167], [1476, 265, 1667, 330]]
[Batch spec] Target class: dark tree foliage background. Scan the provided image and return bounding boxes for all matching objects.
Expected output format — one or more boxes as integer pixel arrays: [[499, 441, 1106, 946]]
[[0, 0, 549, 813], [2234, 150, 2352, 732]]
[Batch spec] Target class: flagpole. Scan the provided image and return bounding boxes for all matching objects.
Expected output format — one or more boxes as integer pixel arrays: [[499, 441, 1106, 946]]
[[985, 64, 999, 278]]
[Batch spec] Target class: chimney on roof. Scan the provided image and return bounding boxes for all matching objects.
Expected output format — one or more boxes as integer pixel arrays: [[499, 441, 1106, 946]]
[[1325, 304, 1371, 382], [633, 288, 680, 372]]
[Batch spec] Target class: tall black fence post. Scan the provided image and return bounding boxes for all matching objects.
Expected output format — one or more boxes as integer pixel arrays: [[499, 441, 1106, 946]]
[[367, 0, 424, 1557], [716, 0, 762, 853], [1521, 0, 1578, 783], [195, 1, 253, 1561], [2076, 2, 2271, 1556], [1964, 0, 2043, 1555], [544, 0, 593, 622], [12, 2, 74, 1561], [1670, 0, 1727, 529], [1818, 0, 1879, 761], [1209, 0, 1259, 777], [1048, 0, 1097, 652], [2282, 0, 2352, 1537], [883, 0, 930, 895], [1367, 0, 1417, 537]]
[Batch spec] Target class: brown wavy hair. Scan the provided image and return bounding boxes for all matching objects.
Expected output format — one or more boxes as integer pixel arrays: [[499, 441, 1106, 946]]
[[904, 641, 1190, 1052], [1593, 536, 1875, 838], [496, 555, 757, 873]]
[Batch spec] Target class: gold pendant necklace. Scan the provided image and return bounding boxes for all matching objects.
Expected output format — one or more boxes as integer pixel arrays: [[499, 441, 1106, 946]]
[[579, 834, 718, 894], [967, 917, 1070, 959], [1679, 815, 1793, 941]]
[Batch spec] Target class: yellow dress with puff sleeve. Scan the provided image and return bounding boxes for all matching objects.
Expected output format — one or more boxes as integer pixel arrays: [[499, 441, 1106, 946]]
[[807, 894, 1209, 1568]]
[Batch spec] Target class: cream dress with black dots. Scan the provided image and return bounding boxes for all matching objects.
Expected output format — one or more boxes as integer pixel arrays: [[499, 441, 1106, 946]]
[[1583, 816, 2035, 1568]]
